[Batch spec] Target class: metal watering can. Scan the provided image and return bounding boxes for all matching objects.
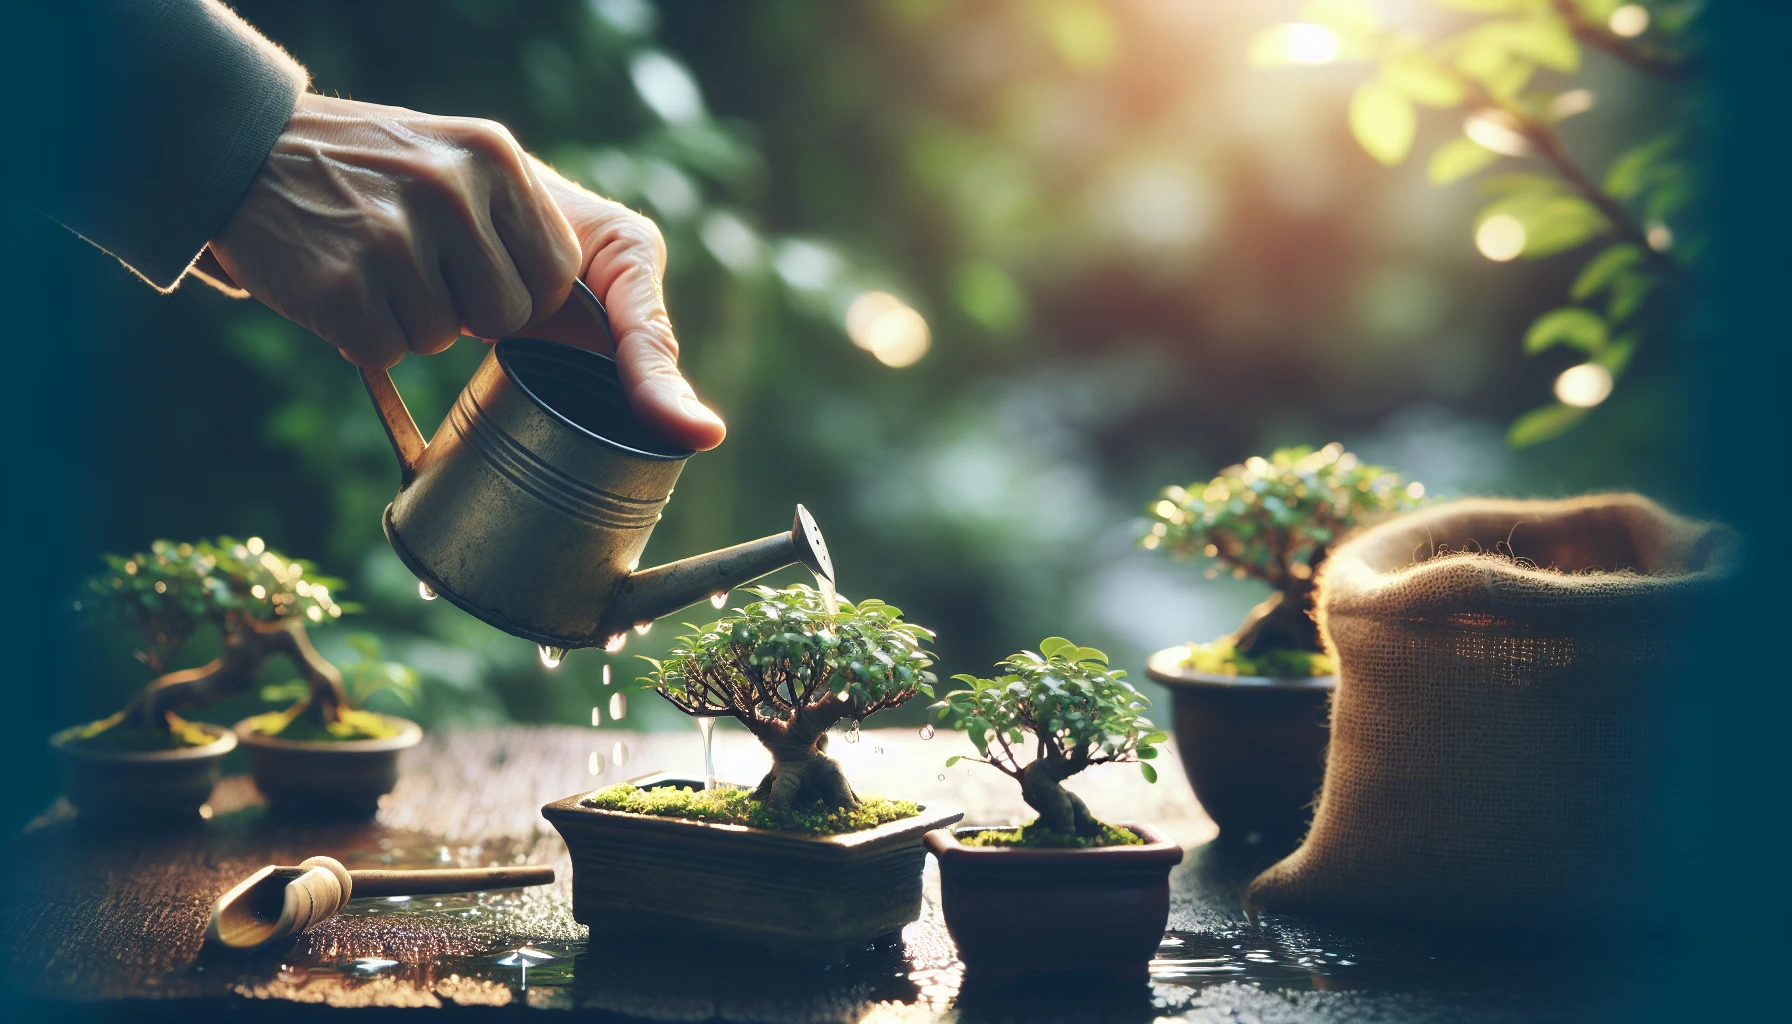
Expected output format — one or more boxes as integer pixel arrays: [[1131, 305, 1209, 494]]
[[359, 280, 833, 652]]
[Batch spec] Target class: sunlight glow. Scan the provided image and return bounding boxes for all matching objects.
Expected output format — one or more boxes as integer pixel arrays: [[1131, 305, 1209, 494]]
[[1555, 363, 1614, 408], [1475, 215, 1526, 261], [1608, 5, 1650, 38], [1646, 222, 1673, 252], [846, 291, 931, 368], [1250, 23, 1339, 66], [1463, 111, 1531, 156]]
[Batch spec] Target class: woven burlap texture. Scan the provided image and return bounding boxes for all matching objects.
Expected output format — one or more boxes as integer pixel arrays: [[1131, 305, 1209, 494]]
[[1245, 494, 1733, 928]]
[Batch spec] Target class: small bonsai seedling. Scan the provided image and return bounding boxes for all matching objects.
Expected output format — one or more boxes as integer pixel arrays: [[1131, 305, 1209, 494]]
[[933, 637, 1164, 847], [616, 584, 936, 824], [69, 537, 406, 749], [1144, 443, 1423, 675]]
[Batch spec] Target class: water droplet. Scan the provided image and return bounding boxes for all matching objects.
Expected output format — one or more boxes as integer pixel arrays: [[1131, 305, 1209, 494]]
[[590, 706, 601, 727], [695, 716, 718, 792], [634, 621, 652, 635], [604, 634, 626, 653], [919, 724, 935, 740], [418, 581, 438, 601], [539, 645, 566, 668], [609, 691, 627, 721], [710, 591, 728, 609], [937, 774, 946, 781], [588, 751, 606, 776], [844, 721, 860, 743], [873, 746, 884, 755], [602, 664, 611, 686], [612, 740, 630, 767]]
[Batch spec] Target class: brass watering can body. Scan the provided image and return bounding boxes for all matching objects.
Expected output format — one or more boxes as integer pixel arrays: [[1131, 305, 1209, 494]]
[[360, 281, 832, 649]]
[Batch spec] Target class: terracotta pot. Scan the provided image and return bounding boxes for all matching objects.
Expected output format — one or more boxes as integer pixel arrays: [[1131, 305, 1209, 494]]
[[50, 722, 236, 822], [924, 823, 1182, 979], [1146, 647, 1335, 841], [234, 715, 421, 816], [543, 772, 962, 963]]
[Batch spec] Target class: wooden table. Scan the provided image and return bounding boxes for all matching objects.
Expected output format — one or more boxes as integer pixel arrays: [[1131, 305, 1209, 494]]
[[2, 727, 1628, 1021]]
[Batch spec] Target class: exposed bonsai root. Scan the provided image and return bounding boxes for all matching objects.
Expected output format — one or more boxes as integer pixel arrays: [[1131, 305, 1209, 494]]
[[1021, 759, 1102, 838], [1230, 588, 1322, 658], [753, 739, 860, 813]]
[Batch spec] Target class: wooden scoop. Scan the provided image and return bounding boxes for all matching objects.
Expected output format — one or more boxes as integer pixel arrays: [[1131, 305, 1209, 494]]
[[206, 855, 555, 951]]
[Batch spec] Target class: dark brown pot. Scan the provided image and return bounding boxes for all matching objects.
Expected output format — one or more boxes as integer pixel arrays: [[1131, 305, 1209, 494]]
[[924, 824, 1183, 979], [543, 772, 962, 963], [234, 715, 421, 816], [1146, 647, 1334, 841], [50, 723, 236, 822]]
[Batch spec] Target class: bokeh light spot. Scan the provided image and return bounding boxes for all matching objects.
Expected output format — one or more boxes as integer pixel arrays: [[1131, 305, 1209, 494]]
[[1475, 215, 1526, 261], [846, 291, 931, 368], [1608, 5, 1650, 38], [1555, 364, 1614, 408]]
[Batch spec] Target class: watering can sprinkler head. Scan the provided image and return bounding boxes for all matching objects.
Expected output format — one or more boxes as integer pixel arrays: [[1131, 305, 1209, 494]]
[[359, 280, 838, 650]]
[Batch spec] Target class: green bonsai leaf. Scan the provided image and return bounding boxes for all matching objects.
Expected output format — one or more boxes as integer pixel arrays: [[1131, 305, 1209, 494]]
[[1571, 244, 1645, 301], [1140, 762, 1159, 784], [1349, 79, 1416, 165], [1429, 136, 1500, 184], [1523, 307, 1608, 355], [1507, 402, 1589, 448]]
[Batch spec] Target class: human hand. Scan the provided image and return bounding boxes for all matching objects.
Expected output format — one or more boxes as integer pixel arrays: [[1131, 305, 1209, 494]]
[[520, 160, 726, 451], [208, 94, 582, 369]]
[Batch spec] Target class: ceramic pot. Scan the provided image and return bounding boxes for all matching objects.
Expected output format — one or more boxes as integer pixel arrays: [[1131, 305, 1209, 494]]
[[924, 823, 1183, 979], [50, 722, 236, 821], [543, 772, 962, 963], [1146, 647, 1335, 841], [234, 715, 422, 816]]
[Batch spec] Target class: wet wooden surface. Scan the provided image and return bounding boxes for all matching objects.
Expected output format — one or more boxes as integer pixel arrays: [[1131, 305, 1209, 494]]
[[2, 727, 1629, 1021]]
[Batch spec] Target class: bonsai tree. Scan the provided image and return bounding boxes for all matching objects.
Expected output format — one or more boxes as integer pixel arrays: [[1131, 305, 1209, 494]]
[[1143, 443, 1422, 675], [72, 537, 406, 746], [642, 583, 936, 813], [932, 637, 1163, 845]]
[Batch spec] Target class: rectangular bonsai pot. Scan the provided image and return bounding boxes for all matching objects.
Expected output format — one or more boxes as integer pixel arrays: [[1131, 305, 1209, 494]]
[[924, 823, 1183, 978], [542, 773, 962, 963]]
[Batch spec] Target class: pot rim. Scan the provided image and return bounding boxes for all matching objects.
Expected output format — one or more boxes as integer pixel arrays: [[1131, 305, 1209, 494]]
[[542, 772, 963, 853], [924, 822, 1183, 864], [495, 338, 695, 463], [233, 714, 423, 754], [49, 721, 237, 763], [1144, 646, 1337, 692]]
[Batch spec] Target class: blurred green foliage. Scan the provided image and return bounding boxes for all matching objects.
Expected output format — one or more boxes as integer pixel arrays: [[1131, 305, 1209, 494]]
[[59, 1, 1707, 741], [1250, 0, 1705, 443]]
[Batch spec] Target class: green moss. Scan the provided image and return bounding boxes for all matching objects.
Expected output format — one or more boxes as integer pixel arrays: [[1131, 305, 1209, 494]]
[[246, 707, 401, 741], [1179, 637, 1334, 678], [581, 785, 920, 836], [57, 712, 219, 752], [955, 821, 1144, 849]]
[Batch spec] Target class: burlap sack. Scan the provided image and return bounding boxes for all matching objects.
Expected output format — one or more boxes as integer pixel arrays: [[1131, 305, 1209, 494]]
[[1246, 494, 1734, 929]]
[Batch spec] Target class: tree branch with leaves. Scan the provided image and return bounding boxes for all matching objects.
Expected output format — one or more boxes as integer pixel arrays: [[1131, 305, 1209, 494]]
[[1251, 0, 1704, 446]]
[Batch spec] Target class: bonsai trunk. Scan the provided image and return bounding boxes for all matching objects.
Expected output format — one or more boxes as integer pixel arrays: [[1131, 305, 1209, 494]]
[[1230, 587, 1321, 657], [127, 620, 347, 730], [751, 729, 859, 813], [1020, 757, 1100, 837]]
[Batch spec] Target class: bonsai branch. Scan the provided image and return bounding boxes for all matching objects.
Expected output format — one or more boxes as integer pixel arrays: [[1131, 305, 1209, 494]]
[[125, 620, 347, 731], [1548, 0, 1699, 81]]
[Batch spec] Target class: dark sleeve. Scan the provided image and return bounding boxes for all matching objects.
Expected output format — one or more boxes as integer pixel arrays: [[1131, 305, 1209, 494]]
[[0, 0, 307, 290]]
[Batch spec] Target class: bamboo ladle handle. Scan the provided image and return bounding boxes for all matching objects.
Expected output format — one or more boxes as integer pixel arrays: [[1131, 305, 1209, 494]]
[[205, 856, 555, 951]]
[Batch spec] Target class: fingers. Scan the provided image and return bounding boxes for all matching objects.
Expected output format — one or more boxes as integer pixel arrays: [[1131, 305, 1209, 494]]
[[583, 218, 727, 451], [456, 119, 580, 334]]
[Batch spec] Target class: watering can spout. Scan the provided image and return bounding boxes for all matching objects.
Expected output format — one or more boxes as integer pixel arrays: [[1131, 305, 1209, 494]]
[[602, 505, 834, 638]]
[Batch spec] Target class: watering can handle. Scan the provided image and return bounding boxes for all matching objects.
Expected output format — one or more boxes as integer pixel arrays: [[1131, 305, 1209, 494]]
[[360, 280, 615, 487]]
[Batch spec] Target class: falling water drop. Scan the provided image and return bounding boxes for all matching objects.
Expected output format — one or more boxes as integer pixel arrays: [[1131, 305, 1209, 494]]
[[919, 724, 935, 740], [695, 716, 718, 792], [612, 740, 630, 767], [815, 573, 840, 615], [588, 751, 605, 776], [604, 634, 626, 653], [844, 721, 861, 744], [419, 581, 438, 601], [710, 591, 728, 609], [609, 691, 627, 721], [874, 746, 884, 756], [634, 621, 652, 636], [539, 645, 567, 669], [937, 774, 946, 781], [590, 706, 601, 728], [602, 664, 611, 687]]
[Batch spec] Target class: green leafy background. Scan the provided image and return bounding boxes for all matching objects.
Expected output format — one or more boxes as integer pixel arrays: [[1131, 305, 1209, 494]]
[[49, 0, 1710, 741]]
